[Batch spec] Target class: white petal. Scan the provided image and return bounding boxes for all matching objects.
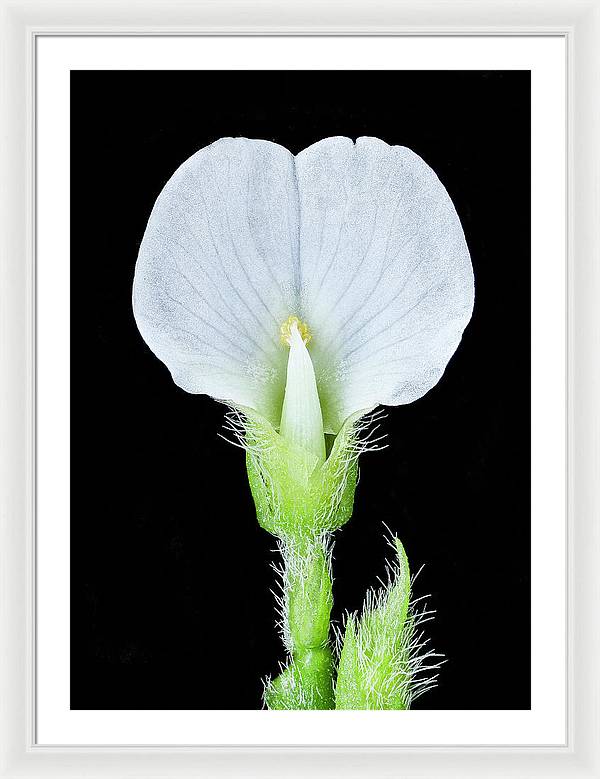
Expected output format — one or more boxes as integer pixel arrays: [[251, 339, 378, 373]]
[[280, 321, 326, 464], [133, 138, 300, 425], [295, 137, 474, 432]]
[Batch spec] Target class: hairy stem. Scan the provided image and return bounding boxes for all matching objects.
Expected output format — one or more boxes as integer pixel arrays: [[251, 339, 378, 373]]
[[264, 533, 335, 710]]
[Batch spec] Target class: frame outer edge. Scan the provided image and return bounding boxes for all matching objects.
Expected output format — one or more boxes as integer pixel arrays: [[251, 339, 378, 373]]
[[0, 0, 30, 776], [0, 0, 598, 777], [571, 1, 600, 776]]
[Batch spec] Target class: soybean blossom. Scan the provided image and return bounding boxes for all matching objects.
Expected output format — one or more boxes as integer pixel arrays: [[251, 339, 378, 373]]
[[133, 136, 474, 709]]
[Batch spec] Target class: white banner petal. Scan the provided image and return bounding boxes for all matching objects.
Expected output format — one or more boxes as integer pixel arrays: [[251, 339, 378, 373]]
[[295, 137, 474, 432], [133, 138, 300, 425]]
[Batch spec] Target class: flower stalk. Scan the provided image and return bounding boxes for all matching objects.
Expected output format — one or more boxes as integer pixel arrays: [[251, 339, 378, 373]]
[[264, 533, 335, 710]]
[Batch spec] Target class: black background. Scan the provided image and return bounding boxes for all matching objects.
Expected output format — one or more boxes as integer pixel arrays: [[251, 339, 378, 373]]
[[71, 70, 530, 710]]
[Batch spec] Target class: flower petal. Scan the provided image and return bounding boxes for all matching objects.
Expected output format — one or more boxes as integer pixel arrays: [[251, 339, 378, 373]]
[[133, 138, 300, 425], [295, 137, 474, 432], [280, 321, 326, 464]]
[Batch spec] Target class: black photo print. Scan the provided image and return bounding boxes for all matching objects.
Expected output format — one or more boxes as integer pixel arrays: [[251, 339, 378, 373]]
[[70, 70, 530, 711]]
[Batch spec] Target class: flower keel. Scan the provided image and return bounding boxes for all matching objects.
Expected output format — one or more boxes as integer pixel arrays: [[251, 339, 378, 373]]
[[279, 317, 326, 465]]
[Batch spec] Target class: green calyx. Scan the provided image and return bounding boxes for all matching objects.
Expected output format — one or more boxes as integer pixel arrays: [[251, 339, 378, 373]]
[[244, 409, 360, 538]]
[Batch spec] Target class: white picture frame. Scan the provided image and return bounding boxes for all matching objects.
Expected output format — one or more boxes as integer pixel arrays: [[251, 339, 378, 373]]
[[1, 1, 598, 777]]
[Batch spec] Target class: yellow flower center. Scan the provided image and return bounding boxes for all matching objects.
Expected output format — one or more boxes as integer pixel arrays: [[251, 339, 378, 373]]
[[280, 315, 312, 347]]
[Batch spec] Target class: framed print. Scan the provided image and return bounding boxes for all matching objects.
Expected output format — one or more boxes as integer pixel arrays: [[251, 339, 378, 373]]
[[37, 31, 562, 744], [1, 2, 599, 778]]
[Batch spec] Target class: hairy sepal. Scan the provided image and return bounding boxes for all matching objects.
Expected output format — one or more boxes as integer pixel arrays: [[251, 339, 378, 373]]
[[243, 408, 360, 538]]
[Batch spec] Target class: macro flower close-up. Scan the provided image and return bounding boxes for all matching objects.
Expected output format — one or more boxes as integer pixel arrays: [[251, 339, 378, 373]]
[[133, 135, 474, 710]]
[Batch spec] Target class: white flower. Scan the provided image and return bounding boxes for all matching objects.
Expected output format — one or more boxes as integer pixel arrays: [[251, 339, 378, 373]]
[[133, 136, 474, 451]]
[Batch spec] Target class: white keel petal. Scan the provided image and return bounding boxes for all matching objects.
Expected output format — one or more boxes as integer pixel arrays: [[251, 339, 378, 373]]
[[280, 320, 326, 464]]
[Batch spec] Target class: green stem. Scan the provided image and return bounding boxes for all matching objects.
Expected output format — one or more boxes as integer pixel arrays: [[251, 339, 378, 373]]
[[264, 533, 335, 710]]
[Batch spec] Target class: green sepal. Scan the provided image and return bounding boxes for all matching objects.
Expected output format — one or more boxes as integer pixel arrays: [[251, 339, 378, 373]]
[[335, 538, 413, 710], [244, 409, 360, 538]]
